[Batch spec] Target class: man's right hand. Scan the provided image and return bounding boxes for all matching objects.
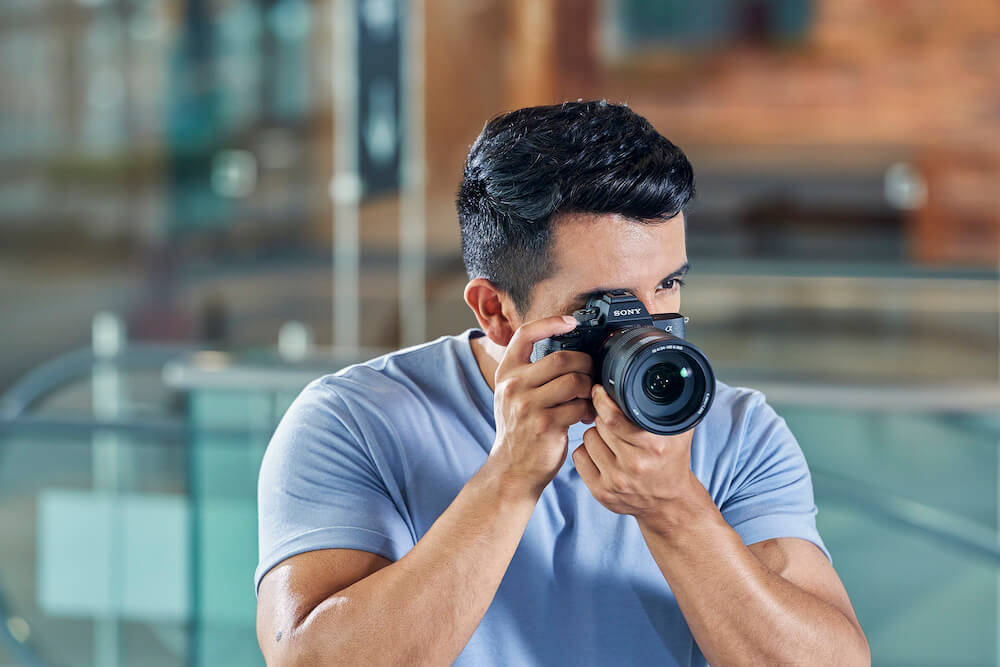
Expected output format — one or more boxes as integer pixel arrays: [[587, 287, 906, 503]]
[[489, 315, 596, 496]]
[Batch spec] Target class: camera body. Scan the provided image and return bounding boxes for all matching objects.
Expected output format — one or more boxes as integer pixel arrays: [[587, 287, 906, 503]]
[[531, 289, 715, 435], [530, 289, 688, 362]]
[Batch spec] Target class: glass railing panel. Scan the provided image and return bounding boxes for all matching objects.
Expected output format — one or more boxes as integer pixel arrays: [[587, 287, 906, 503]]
[[0, 425, 191, 667], [813, 499, 996, 665], [187, 389, 276, 667], [777, 401, 1000, 666]]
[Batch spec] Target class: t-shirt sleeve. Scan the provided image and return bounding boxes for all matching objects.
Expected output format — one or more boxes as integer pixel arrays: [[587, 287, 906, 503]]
[[254, 378, 415, 594], [719, 392, 831, 562]]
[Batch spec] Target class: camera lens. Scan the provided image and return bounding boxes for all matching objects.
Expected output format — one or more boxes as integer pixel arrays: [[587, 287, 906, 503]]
[[600, 326, 715, 435], [642, 362, 688, 404]]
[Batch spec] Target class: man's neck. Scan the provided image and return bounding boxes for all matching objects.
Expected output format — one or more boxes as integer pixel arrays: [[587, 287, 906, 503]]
[[469, 333, 504, 393]]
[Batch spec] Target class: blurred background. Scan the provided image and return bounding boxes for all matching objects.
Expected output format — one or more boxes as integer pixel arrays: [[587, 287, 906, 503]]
[[1, 0, 998, 665]]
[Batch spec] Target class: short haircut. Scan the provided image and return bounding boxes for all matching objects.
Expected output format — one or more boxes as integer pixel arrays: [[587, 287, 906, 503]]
[[456, 100, 695, 315]]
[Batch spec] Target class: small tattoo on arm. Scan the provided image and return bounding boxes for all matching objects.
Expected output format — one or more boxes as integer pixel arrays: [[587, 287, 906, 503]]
[[275, 631, 283, 642]]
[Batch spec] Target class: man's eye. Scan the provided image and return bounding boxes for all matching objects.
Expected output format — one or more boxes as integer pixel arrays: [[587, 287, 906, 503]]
[[660, 278, 685, 290]]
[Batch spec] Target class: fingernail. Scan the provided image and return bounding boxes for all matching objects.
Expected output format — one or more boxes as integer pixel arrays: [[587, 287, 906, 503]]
[[562, 315, 577, 326]]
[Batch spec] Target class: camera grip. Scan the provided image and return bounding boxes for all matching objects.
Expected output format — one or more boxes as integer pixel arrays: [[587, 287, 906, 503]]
[[530, 337, 560, 363]]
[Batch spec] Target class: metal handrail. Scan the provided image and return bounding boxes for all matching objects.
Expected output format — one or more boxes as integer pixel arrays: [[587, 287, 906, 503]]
[[0, 415, 272, 440], [0, 343, 193, 419]]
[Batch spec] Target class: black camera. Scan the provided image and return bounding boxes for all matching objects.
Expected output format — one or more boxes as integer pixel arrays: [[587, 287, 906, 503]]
[[531, 289, 715, 435]]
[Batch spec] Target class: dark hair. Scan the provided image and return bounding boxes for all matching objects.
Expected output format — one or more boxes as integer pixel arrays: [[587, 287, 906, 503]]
[[456, 100, 695, 315]]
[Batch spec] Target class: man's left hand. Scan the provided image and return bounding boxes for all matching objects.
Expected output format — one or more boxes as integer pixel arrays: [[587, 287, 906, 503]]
[[572, 383, 698, 521]]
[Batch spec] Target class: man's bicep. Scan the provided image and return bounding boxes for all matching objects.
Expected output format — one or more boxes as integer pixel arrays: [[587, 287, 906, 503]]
[[256, 379, 415, 593], [721, 392, 832, 561], [749, 537, 862, 631], [257, 548, 393, 662]]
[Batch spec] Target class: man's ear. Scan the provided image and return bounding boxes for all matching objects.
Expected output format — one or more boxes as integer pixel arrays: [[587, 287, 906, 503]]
[[463, 278, 518, 347]]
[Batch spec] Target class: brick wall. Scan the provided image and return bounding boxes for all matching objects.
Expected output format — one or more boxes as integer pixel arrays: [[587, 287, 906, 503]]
[[424, 0, 1000, 264]]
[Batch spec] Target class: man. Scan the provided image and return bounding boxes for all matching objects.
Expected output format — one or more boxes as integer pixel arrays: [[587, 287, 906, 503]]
[[255, 100, 869, 666]]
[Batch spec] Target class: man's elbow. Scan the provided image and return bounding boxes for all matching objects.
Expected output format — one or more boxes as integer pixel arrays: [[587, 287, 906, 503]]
[[261, 597, 387, 667], [258, 604, 331, 667], [810, 618, 870, 667], [849, 623, 872, 667], [258, 623, 306, 667], [777, 616, 870, 667]]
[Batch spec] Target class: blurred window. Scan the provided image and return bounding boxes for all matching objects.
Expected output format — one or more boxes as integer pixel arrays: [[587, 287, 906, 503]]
[[605, 0, 813, 54]]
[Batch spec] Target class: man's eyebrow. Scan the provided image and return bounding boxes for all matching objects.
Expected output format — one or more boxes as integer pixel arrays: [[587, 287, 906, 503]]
[[571, 262, 691, 303]]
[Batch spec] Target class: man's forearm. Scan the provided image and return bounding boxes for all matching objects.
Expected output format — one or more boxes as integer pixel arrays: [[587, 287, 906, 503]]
[[285, 458, 540, 666], [636, 472, 869, 666]]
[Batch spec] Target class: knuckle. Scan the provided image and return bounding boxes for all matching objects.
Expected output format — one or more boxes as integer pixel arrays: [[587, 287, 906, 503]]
[[551, 351, 572, 372], [534, 413, 552, 432], [510, 397, 528, 418], [570, 355, 592, 375], [498, 377, 521, 403], [565, 377, 585, 400], [626, 457, 646, 477]]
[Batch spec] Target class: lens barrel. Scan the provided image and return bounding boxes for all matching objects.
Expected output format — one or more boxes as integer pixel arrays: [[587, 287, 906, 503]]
[[600, 326, 715, 435]]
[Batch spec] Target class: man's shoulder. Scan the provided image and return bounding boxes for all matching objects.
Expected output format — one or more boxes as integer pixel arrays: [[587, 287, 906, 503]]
[[708, 379, 770, 425], [697, 379, 787, 458], [693, 379, 804, 504], [304, 330, 476, 418], [331, 332, 460, 381]]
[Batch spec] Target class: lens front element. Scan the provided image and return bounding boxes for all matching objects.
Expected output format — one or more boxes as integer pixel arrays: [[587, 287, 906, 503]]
[[642, 362, 689, 404]]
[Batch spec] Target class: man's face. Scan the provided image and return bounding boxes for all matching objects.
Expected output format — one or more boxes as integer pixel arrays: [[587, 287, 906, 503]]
[[516, 211, 688, 326]]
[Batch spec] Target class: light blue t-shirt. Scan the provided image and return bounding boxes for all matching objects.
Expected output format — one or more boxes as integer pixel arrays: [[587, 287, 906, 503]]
[[256, 328, 829, 666]]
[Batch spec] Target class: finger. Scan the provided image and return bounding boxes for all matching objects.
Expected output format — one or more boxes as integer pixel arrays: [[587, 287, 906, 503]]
[[591, 384, 644, 442], [500, 315, 579, 372], [520, 350, 593, 388], [548, 397, 595, 427], [582, 426, 616, 475], [533, 371, 594, 407], [593, 413, 630, 458], [571, 443, 601, 489]]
